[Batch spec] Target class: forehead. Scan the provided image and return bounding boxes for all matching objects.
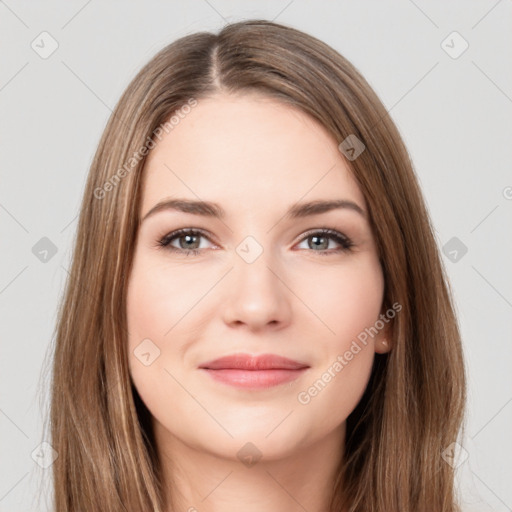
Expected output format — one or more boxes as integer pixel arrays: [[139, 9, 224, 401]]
[[140, 93, 366, 217]]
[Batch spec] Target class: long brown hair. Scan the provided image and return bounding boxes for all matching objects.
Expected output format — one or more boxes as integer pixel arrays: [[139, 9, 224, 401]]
[[43, 19, 466, 511]]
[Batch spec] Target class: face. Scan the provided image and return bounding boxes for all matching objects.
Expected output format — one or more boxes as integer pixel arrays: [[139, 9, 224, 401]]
[[126, 92, 390, 461]]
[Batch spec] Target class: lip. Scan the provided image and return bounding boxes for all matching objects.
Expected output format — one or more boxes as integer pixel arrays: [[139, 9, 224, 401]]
[[198, 353, 310, 389], [199, 353, 309, 371]]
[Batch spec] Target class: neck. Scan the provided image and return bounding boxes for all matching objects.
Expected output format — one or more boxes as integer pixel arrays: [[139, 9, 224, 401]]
[[155, 422, 346, 512]]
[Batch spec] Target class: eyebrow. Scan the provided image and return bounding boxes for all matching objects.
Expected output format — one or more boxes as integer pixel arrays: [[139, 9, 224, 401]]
[[141, 198, 366, 223]]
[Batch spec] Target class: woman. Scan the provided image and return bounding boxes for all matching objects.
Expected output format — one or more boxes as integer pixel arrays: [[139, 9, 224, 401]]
[[47, 19, 466, 512]]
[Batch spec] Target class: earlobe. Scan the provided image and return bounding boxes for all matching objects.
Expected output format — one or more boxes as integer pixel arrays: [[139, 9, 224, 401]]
[[372, 306, 394, 354], [375, 337, 392, 354], [374, 319, 393, 353]]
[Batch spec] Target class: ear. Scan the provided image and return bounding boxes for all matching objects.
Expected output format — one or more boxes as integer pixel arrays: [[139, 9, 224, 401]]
[[374, 320, 393, 354]]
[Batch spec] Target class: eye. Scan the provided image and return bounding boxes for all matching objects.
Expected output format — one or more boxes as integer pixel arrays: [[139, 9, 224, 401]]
[[295, 228, 354, 255], [157, 227, 354, 257], [157, 228, 215, 256]]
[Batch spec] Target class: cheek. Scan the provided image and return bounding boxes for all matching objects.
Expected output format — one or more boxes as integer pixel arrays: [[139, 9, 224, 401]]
[[126, 256, 212, 349], [295, 254, 384, 348], [296, 340, 375, 439], [125, 256, 185, 389], [125, 253, 220, 406], [293, 256, 384, 423], [126, 268, 171, 345], [125, 257, 198, 430]]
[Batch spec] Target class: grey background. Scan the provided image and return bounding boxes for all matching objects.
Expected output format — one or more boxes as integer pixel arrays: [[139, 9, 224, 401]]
[[1, 1, 511, 510]]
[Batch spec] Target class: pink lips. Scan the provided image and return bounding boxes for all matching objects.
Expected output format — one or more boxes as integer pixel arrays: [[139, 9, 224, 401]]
[[198, 353, 310, 389]]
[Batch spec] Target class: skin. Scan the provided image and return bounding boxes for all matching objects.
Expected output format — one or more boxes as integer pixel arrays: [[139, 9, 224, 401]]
[[126, 92, 391, 512]]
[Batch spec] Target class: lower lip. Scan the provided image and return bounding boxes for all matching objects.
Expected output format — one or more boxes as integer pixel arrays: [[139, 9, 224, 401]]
[[200, 368, 308, 389]]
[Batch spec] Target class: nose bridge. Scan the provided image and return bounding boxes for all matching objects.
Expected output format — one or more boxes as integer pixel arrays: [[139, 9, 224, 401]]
[[221, 233, 291, 329], [234, 232, 281, 297], [235, 236, 275, 285]]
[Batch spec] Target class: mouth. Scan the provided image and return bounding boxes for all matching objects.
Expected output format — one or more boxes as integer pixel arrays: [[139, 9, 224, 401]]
[[198, 353, 310, 389]]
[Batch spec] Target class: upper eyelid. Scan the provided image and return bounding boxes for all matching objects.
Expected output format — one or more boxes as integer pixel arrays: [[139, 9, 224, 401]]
[[161, 227, 351, 247], [164, 228, 218, 246]]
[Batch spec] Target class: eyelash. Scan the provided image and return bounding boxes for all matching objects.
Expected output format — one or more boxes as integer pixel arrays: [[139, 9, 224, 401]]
[[156, 228, 354, 257]]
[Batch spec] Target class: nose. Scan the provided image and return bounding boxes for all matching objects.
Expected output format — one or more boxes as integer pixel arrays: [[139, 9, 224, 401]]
[[221, 246, 292, 332]]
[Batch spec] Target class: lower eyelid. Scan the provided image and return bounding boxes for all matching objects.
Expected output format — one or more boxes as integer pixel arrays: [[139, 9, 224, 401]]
[[159, 230, 212, 249], [158, 229, 353, 253], [297, 230, 353, 249]]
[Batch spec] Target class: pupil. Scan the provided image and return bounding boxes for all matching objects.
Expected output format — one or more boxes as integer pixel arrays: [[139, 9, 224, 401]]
[[310, 235, 327, 250], [179, 234, 331, 251], [182, 234, 198, 249]]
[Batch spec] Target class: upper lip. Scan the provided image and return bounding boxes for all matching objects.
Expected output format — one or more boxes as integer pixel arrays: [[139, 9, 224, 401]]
[[198, 353, 309, 371]]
